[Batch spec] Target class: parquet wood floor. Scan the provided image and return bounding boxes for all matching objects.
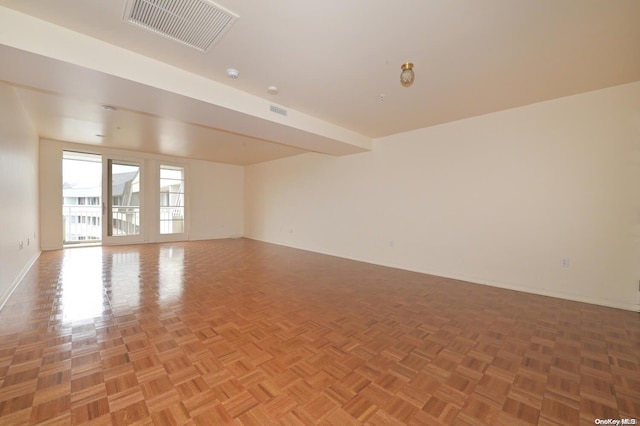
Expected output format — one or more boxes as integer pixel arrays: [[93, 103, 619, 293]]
[[0, 239, 638, 425]]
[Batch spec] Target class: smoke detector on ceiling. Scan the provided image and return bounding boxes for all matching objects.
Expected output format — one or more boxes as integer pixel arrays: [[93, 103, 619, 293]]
[[123, 0, 238, 52]]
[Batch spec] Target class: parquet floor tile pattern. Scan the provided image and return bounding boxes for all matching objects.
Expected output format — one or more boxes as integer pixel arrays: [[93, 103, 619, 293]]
[[0, 239, 638, 425]]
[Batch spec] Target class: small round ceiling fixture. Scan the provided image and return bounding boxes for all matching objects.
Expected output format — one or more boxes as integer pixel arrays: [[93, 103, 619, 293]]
[[102, 105, 117, 111], [226, 68, 240, 79], [400, 63, 415, 87], [267, 85, 279, 95]]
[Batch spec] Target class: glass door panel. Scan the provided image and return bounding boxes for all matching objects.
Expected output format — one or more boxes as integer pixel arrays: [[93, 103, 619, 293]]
[[103, 159, 143, 245], [62, 151, 102, 245]]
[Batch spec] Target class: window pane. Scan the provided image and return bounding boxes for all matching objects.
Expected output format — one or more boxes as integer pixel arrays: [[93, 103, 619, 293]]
[[160, 165, 185, 234]]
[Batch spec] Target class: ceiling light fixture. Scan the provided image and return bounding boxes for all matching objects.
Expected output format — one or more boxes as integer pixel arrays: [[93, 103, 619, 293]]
[[102, 105, 117, 111], [226, 68, 240, 79], [267, 85, 279, 95], [400, 62, 415, 87]]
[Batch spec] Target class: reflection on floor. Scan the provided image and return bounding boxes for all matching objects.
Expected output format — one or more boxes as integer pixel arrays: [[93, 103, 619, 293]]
[[0, 239, 638, 424]]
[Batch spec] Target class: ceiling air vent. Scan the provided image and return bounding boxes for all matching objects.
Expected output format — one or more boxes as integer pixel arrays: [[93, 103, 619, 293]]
[[124, 0, 238, 52], [270, 105, 288, 116]]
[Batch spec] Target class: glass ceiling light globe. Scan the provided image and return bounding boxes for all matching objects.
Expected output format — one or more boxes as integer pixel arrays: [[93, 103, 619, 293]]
[[400, 63, 414, 87], [226, 68, 240, 79]]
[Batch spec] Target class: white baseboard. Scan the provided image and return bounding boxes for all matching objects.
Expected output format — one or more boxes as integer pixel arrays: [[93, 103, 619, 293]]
[[0, 250, 41, 312], [245, 236, 639, 313]]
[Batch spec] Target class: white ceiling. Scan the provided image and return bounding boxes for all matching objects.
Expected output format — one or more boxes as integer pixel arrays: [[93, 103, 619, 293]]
[[1, 0, 639, 164], [15, 86, 308, 165]]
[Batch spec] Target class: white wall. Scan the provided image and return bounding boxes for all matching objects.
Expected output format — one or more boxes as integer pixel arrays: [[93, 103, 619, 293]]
[[189, 159, 243, 240], [0, 82, 40, 308], [245, 82, 640, 311], [40, 140, 243, 250]]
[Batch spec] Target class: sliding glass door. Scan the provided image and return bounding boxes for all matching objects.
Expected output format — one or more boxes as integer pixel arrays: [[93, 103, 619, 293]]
[[61, 153, 189, 246], [102, 158, 144, 245], [62, 151, 102, 245]]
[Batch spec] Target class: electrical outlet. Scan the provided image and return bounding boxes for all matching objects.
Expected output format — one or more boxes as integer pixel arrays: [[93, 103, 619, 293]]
[[561, 258, 570, 268]]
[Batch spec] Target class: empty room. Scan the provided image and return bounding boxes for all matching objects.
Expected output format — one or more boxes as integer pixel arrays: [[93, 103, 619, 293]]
[[0, 1, 639, 425]]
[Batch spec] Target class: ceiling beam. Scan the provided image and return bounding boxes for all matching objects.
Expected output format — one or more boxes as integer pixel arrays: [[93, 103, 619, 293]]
[[0, 6, 372, 156]]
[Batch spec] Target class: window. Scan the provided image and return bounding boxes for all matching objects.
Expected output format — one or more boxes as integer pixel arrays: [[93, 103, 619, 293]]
[[159, 165, 185, 234]]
